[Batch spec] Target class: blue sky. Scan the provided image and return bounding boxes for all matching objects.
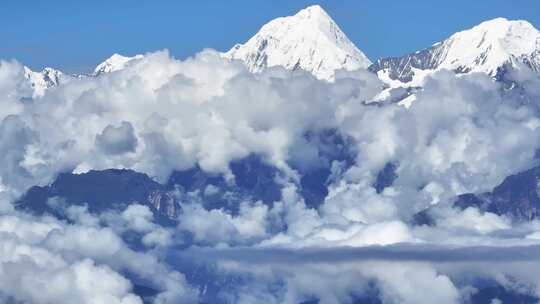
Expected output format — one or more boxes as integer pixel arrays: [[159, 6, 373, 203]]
[[2, 0, 539, 73]]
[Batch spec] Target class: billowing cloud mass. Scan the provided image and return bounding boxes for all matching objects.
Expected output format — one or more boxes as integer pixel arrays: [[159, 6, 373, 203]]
[[96, 121, 138, 155], [0, 208, 198, 304], [1, 48, 540, 303]]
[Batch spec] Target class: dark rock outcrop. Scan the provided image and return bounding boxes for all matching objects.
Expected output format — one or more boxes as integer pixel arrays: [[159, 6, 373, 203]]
[[454, 165, 540, 221], [16, 169, 179, 220]]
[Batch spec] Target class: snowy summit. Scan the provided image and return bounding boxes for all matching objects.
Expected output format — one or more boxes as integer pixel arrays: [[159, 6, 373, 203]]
[[92, 53, 144, 76], [24, 66, 66, 97], [437, 18, 540, 75], [223, 5, 372, 80], [371, 17, 540, 84]]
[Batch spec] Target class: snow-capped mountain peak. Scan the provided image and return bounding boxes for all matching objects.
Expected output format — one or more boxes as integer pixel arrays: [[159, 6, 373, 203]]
[[371, 18, 540, 85], [223, 5, 372, 80], [92, 53, 144, 76], [24, 66, 65, 97], [22, 53, 144, 97], [440, 18, 540, 74]]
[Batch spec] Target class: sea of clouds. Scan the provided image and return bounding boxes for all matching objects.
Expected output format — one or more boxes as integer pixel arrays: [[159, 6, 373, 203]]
[[1, 49, 540, 303]]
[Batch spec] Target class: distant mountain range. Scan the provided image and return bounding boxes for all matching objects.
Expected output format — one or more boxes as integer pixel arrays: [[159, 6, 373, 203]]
[[16, 155, 284, 222], [22, 5, 540, 98]]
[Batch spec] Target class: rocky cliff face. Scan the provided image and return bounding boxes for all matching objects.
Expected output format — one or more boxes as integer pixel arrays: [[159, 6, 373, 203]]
[[148, 190, 179, 219]]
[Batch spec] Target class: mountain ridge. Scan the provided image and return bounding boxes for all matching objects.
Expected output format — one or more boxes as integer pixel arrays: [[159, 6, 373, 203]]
[[371, 17, 540, 85], [21, 8, 540, 96]]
